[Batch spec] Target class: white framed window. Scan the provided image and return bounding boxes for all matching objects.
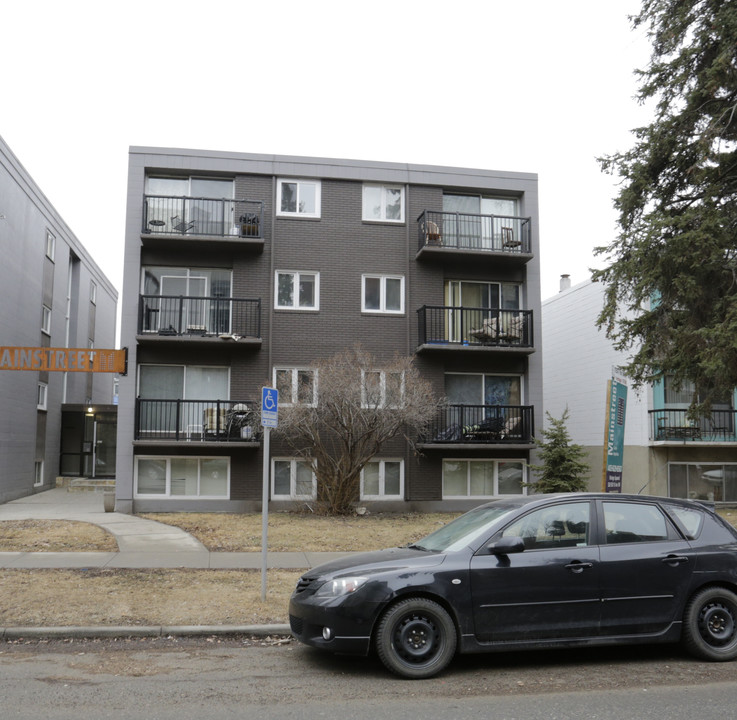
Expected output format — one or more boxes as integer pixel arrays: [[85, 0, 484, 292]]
[[362, 370, 404, 409], [135, 456, 230, 498], [272, 458, 316, 500], [442, 459, 526, 498], [34, 460, 44, 487], [45, 230, 55, 261], [41, 305, 52, 335], [362, 274, 404, 314], [37, 383, 48, 410], [274, 367, 316, 406], [275, 271, 319, 310], [90, 280, 97, 304], [362, 184, 405, 223], [361, 460, 403, 500], [276, 178, 321, 218]]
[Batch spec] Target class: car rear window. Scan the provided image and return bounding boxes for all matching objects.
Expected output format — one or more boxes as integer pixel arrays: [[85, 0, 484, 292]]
[[664, 504, 703, 539]]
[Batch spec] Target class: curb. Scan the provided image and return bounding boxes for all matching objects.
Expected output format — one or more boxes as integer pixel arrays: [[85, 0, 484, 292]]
[[1, 623, 291, 640]]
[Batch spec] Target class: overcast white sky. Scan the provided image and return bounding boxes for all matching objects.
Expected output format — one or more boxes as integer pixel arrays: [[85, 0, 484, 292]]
[[3, 0, 652, 304]]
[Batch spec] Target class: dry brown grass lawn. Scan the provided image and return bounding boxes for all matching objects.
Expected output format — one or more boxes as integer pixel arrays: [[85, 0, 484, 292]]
[[0, 519, 118, 552], [0, 513, 456, 628], [139, 512, 456, 552], [2, 509, 737, 629], [0, 568, 299, 626]]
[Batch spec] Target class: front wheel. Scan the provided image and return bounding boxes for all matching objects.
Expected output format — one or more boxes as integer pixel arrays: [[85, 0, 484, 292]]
[[683, 586, 737, 661], [375, 597, 457, 679]]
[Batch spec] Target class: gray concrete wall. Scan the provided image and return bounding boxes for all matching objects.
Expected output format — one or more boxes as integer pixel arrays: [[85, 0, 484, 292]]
[[0, 135, 117, 504]]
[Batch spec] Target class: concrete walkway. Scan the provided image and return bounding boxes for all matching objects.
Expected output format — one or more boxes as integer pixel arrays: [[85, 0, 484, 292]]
[[0, 488, 354, 570]]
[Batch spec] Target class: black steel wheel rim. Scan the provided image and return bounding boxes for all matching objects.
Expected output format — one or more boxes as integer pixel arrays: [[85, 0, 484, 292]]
[[698, 601, 736, 647], [394, 613, 441, 664]]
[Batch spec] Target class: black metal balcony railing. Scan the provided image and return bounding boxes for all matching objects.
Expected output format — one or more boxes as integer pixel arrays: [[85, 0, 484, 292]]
[[417, 210, 531, 254], [138, 295, 261, 338], [649, 409, 736, 442], [424, 404, 535, 444], [142, 195, 263, 238], [135, 399, 262, 442], [418, 306, 533, 348]]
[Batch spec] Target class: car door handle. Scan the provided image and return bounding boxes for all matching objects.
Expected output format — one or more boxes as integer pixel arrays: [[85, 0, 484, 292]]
[[565, 561, 593, 573], [662, 555, 689, 566]]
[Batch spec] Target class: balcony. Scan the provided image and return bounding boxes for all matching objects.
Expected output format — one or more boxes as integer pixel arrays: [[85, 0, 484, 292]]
[[421, 404, 535, 447], [417, 210, 532, 263], [141, 195, 264, 252], [135, 399, 262, 445], [417, 306, 534, 353], [649, 409, 737, 443], [137, 295, 261, 347]]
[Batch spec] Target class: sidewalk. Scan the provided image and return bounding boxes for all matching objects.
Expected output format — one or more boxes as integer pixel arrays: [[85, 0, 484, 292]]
[[0, 488, 354, 569], [1, 488, 355, 640]]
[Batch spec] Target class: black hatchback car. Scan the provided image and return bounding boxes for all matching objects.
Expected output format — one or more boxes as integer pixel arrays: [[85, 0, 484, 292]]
[[289, 493, 737, 678]]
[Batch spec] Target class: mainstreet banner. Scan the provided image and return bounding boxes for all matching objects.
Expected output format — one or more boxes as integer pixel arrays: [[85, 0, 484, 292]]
[[602, 377, 627, 492], [0, 347, 127, 374]]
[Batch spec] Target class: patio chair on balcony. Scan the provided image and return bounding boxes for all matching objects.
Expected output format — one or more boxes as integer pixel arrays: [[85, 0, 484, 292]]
[[470, 314, 524, 343], [421, 219, 442, 246], [500, 415, 523, 440], [501, 227, 521, 248], [470, 317, 498, 343], [171, 215, 195, 233], [203, 407, 228, 439]]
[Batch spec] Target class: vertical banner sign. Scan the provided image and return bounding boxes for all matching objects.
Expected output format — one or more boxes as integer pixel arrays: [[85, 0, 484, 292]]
[[602, 378, 628, 492]]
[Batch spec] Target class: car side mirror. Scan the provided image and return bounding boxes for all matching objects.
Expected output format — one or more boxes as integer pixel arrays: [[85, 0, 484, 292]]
[[487, 536, 525, 555]]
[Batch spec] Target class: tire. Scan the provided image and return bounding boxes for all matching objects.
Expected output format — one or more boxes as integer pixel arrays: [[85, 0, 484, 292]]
[[682, 586, 737, 661], [375, 597, 457, 679]]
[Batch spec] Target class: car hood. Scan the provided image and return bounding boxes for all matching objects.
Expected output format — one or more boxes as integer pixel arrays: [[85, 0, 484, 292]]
[[308, 546, 447, 578]]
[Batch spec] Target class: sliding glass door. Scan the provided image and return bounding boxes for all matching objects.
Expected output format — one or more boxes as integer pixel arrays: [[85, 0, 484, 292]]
[[443, 194, 518, 249], [444, 280, 520, 342]]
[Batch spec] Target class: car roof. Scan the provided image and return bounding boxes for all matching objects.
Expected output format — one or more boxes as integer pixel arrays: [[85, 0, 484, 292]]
[[480, 493, 714, 513]]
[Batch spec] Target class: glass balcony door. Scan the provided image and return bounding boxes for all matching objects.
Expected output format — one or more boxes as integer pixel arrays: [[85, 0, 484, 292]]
[[138, 365, 229, 436], [443, 195, 518, 249], [146, 177, 234, 234], [159, 275, 207, 333], [481, 197, 518, 249], [445, 281, 520, 342], [445, 374, 521, 407], [190, 178, 234, 235]]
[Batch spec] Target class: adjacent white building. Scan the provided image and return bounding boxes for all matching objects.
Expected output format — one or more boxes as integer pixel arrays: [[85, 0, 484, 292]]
[[543, 277, 737, 501]]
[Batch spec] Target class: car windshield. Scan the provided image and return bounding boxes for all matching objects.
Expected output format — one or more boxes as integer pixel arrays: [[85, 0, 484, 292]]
[[411, 503, 518, 553]]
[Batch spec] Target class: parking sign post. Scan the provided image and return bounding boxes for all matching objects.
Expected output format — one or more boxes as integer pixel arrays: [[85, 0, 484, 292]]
[[261, 387, 278, 600]]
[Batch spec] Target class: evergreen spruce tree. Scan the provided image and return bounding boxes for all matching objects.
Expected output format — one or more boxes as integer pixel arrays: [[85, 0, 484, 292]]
[[594, 0, 737, 410], [527, 409, 590, 494]]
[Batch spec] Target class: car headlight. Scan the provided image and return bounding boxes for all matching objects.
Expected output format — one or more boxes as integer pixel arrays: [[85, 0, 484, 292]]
[[314, 576, 369, 598]]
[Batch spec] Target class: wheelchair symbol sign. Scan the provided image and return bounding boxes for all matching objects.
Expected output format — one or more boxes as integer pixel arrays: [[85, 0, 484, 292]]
[[261, 387, 279, 427]]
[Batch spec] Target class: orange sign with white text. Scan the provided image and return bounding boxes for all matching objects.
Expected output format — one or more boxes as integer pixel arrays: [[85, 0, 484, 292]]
[[0, 347, 127, 374]]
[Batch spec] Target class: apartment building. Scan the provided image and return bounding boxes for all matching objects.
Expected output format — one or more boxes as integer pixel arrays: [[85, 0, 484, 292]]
[[543, 278, 737, 501], [0, 135, 118, 504], [115, 148, 542, 513]]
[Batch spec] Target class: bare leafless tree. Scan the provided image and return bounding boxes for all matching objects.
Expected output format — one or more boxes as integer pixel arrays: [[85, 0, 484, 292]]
[[271, 345, 439, 515]]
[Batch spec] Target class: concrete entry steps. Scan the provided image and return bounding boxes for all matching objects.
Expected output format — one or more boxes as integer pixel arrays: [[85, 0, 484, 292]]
[[56, 477, 115, 492]]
